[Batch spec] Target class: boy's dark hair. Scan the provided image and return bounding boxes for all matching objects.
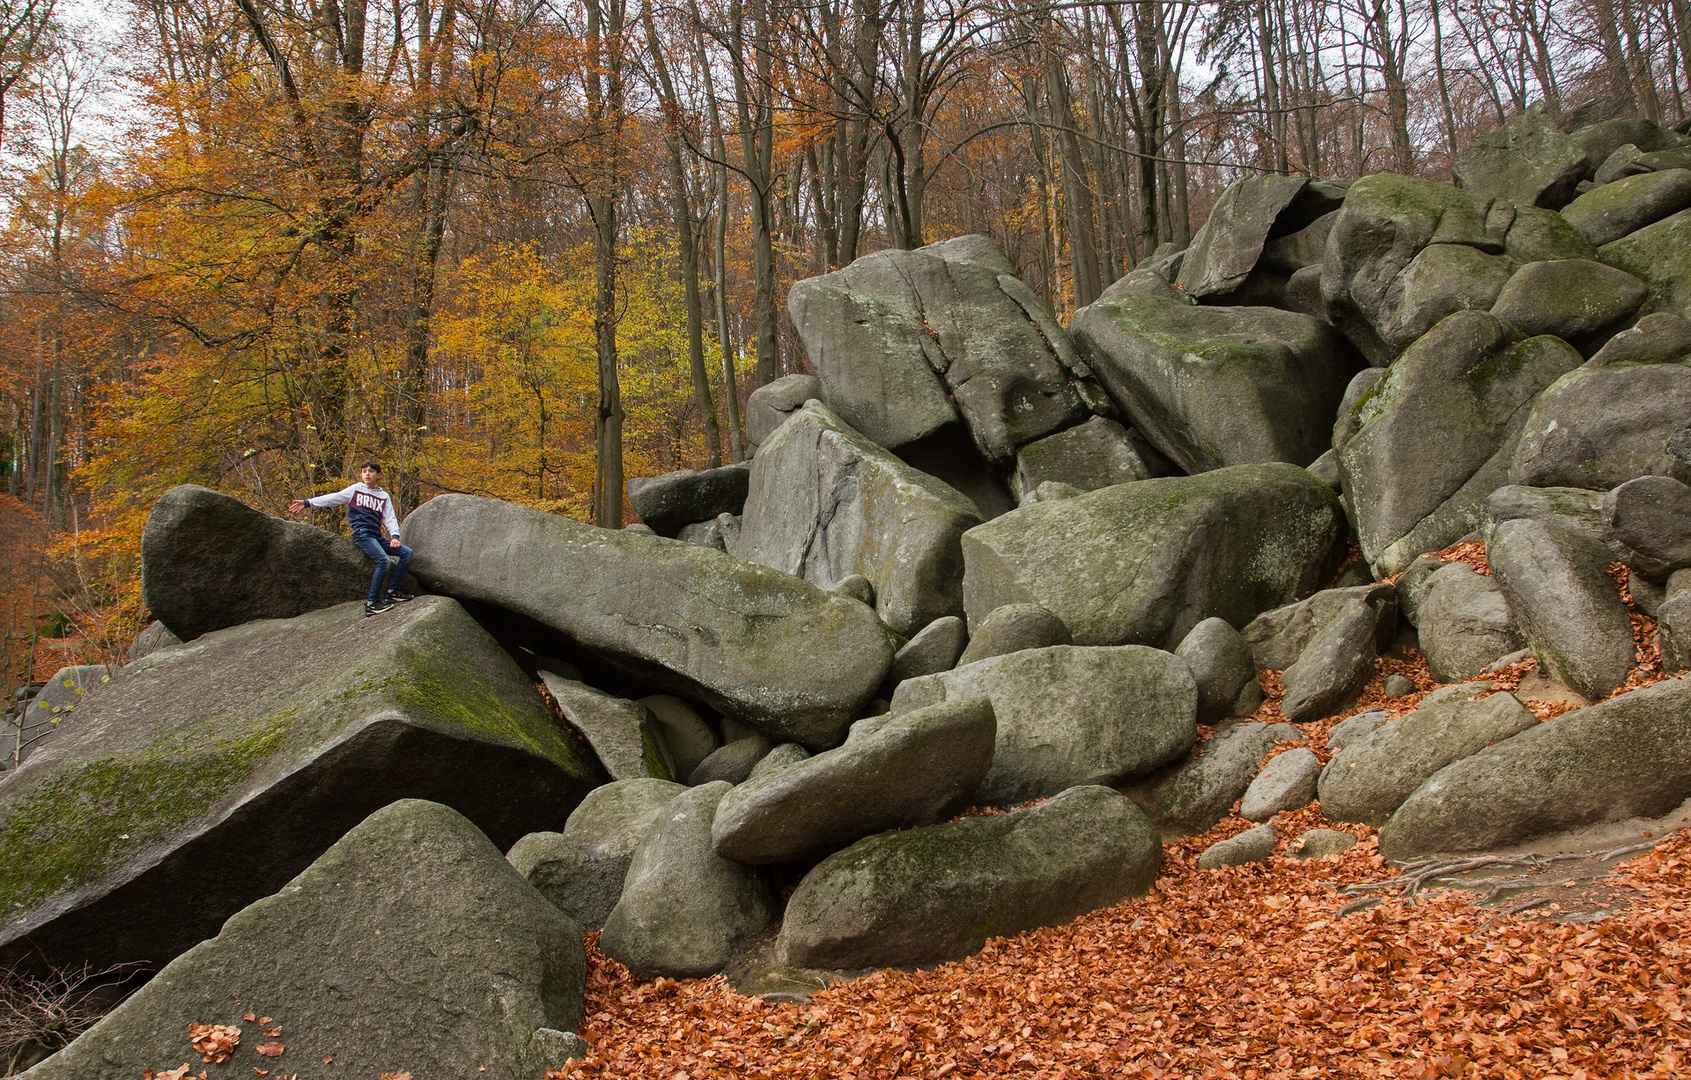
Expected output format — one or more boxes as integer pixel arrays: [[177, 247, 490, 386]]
[[360, 460, 383, 473]]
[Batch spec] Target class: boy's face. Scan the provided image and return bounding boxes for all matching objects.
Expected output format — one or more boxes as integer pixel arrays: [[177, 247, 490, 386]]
[[359, 466, 381, 486]]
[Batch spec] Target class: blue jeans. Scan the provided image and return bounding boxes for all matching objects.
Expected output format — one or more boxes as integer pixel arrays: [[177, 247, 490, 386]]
[[353, 534, 412, 604]]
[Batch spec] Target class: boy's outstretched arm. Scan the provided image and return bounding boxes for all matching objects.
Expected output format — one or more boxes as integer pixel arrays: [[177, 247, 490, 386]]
[[289, 484, 358, 513]]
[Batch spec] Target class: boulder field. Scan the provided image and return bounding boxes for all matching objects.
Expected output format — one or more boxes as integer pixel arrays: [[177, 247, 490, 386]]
[[10, 106, 1691, 1074]]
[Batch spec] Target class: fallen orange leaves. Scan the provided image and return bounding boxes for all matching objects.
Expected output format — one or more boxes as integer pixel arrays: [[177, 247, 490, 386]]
[[255, 1042, 285, 1058], [548, 819, 1691, 1079], [186, 1023, 239, 1064]]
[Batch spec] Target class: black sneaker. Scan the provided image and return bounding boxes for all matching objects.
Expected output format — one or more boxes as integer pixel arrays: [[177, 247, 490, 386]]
[[364, 598, 395, 617], [386, 589, 416, 603]]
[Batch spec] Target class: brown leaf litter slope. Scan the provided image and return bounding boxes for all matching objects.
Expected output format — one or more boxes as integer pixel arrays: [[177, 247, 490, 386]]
[[557, 818, 1691, 1080]]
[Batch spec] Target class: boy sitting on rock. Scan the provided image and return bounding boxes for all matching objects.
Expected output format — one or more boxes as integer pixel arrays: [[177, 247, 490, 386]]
[[290, 461, 415, 617]]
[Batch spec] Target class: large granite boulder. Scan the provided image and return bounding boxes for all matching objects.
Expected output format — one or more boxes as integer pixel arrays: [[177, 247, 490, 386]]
[[1454, 110, 1589, 209], [508, 778, 686, 930], [1278, 596, 1380, 722], [18, 800, 588, 1080], [1569, 117, 1686, 176], [1561, 169, 1691, 247], [735, 402, 981, 637], [1509, 357, 1691, 490], [126, 621, 180, 661], [889, 645, 1195, 805], [776, 785, 1159, 970], [1418, 561, 1523, 681], [954, 602, 1071, 666], [403, 494, 892, 748], [541, 673, 673, 781], [1488, 259, 1649, 352], [1373, 242, 1516, 356], [787, 234, 1087, 466], [1010, 416, 1166, 502], [1489, 519, 1635, 700], [1481, 485, 1607, 546], [1319, 689, 1539, 826], [1320, 174, 1514, 364], [1504, 205, 1599, 262], [1334, 311, 1584, 574], [141, 485, 389, 642], [710, 695, 995, 864], [1239, 748, 1322, 821], [1070, 290, 1358, 473], [0, 597, 600, 975], [599, 782, 774, 978], [1174, 175, 1331, 298], [961, 465, 1344, 649], [1174, 617, 1257, 724], [1604, 475, 1691, 581], [1381, 676, 1691, 859], [1600, 208, 1691, 319], [627, 464, 751, 536]]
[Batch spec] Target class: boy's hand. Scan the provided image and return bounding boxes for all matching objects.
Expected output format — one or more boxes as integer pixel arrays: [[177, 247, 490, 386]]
[[390, 538, 401, 550], [288, 499, 306, 513]]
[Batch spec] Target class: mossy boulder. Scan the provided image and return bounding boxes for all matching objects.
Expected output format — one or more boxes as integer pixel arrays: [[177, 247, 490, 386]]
[[403, 493, 893, 749], [1334, 310, 1583, 574], [540, 672, 673, 781], [787, 234, 1088, 466], [1376, 243, 1515, 356], [961, 464, 1343, 650], [1454, 110, 1589, 209], [1320, 174, 1512, 364], [141, 485, 398, 642], [776, 785, 1160, 970], [1381, 675, 1691, 859], [1490, 259, 1649, 353], [0, 597, 601, 975], [711, 695, 995, 864], [20, 800, 588, 1080], [1318, 689, 1538, 826], [1150, 721, 1302, 838], [1173, 174, 1316, 298], [1070, 290, 1359, 474], [1600, 207, 1691, 319], [1503, 205, 1599, 262], [1561, 169, 1691, 247], [888, 645, 1195, 805], [735, 402, 981, 637], [1509, 358, 1691, 490], [1010, 416, 1167, 501]]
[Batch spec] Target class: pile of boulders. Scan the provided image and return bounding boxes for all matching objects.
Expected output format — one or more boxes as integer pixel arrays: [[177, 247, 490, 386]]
[[7, 105, 1691, 1077]]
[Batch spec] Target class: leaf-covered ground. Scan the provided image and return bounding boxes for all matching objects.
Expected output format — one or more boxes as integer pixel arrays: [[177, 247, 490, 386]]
[[553, 551, 1689, 1080], [557, 815, 1691, 1080]]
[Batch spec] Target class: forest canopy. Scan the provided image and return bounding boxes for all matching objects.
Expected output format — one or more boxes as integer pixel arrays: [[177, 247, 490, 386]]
[[0, 0, 1686, 685]]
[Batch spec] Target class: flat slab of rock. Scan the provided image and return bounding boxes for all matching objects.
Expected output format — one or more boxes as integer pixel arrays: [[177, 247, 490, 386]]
[[141, 485, 395, 642], [788, 235, 1086, 465], [1562, 169, 1691, 247], [508, 778, 686, 930], [1239, 748, 1321, 821], [600, 782, 774, 978], [1175, 175, 1315, 298], [1381, 676, 1691, 859], [1489, 519, 1635, 700], [1070, 291, 1358, 474], [404, 494, 892, 748], [777, 785, 1159, 970], [0, 597, 600, 974], [1510, 357, 1691, 491], [711, 695, 995, 864], [735, 402, 981, 637], [627, 465, 751, 536], [1334, 310, 1583, 574], [1152, 722, 1302, 838], [1319, 688, 1538, 826], [962, 464, 1344, 650], [19, 800, 588, 1080], [890, 645, 1195, 805], [542, 673, 673, 781]]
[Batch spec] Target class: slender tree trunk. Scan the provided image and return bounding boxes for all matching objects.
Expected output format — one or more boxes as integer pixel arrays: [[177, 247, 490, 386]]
[[585, 0, 627, 526], [728, 0, 780, 385]]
